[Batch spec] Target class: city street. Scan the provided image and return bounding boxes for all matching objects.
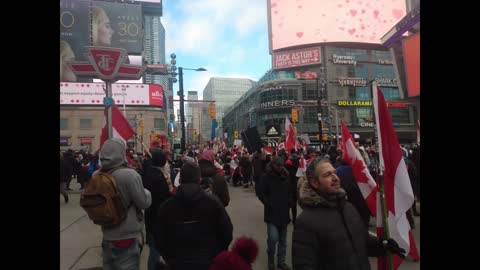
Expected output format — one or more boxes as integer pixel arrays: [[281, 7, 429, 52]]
[[61, 181, 420, 270]]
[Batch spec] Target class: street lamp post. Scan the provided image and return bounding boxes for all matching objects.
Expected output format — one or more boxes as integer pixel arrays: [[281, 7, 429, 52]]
[[169, 54, 206, 154], [122, 85, 127, 116]]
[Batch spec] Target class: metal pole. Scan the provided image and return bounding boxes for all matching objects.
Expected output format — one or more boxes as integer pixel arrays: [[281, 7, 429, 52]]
[[179, 67, 186, 154], [335, 108, 340, 146], [122, 87, 127, 116], [317, 78, 323, 146], [106, 81, 113, 139]]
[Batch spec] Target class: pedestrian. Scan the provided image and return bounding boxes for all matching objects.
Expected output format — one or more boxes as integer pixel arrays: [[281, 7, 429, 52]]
[[252, 150, 267, 196], [284, 159, 298, 225], [239, 155, 253, 188], [60, 152, 69, 203], [97, 138, 152, 270], [63, 150, 75, 190], [257, 157, 291, 270], [198, 149, 230, 207], [292, 158, 406, 270], [142, 149, 172, 270], [153, 161, 233, 270]]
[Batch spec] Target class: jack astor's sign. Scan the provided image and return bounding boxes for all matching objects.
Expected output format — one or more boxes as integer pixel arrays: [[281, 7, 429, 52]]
[[332, 54, 356, 65], [338, 77, 367, 87], [260, 100, 295, 109]]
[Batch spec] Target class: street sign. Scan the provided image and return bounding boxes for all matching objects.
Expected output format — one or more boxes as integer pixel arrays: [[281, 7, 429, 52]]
[[103, 97, 114, 106]]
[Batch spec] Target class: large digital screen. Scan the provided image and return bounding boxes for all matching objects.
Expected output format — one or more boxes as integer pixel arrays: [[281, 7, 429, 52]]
[[60, 82, 163, 107], [402, 32, 420, 97], [268, 0, 407, 51]]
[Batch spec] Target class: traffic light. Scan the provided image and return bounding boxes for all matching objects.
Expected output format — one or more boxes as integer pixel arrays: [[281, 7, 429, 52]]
[[322, 133, 328, 141], [138, 118, 144, 135], [208, 103, 216, 119], [234, 130, 238, 139], [194, 129, 198, 136], [291, 107, 298, 123]]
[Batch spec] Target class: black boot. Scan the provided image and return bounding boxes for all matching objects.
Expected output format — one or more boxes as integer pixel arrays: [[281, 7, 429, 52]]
[[268, 256, 275, 270]]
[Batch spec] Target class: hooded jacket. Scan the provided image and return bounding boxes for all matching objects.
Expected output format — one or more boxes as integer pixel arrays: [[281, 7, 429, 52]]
[[198, 159, 230, 207], [98, 138, 152, 241], [154, 183, 233, 270], [257, 162, 291, 227], [292, 177, 383, 270]]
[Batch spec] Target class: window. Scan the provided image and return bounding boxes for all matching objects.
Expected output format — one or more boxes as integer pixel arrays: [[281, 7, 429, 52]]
[[304, 107, 318, 124], [354, 64, 368, 78], [389, 108, 410, 123], [355, 86, 370, 100], [356, 108, 373, 123], [60, 118, 68, 130], [80, 119, 92, 129], [381, 87, 401, 101], [154, 118, 166, 130], [302, 82, 317, 100]]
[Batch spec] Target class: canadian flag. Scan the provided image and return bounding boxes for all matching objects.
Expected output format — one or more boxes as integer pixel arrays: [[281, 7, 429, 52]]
[[100, 104, 135, 148], [340, 120, 377, 215], [373, 83, 420, 269], [263, 145, 274, 155], [284, 117, 296, 155]]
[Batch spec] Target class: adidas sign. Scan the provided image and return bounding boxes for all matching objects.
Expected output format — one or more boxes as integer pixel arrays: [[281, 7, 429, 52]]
[[267, 127, 278, 135]]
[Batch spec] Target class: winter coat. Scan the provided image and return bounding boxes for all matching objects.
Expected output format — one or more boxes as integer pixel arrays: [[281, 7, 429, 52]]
[[336, 165, 371, 227], [154, 183, 233, 270], [142, 165, 172, 234], [60, 158, 69, 183], [257, 162, 291, 227], [199, 159, 230, 207], [99, 138, 152, 241], [292, 178, 384, 270]]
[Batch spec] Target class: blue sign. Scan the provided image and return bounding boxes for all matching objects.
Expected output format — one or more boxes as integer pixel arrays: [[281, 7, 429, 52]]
[[103, 97, 114, 107]]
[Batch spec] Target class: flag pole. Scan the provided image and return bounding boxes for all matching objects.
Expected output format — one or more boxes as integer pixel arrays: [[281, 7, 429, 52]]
[[370, 80, 394, 270], [134, 134, 152, 158]]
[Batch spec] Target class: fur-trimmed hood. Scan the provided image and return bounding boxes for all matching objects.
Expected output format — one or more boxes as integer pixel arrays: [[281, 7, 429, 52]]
[[297, 176, 347, 209]]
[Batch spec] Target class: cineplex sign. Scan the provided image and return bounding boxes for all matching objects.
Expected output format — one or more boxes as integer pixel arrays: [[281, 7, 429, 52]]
[[338, 100, 408, 107]]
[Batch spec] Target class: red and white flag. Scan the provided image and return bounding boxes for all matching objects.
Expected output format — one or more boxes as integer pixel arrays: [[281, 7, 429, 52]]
[[100, 104, 135, 148], [277, 142, 285, 151], [340, 120, 377, 215], [373, 83, 420, 269], [263, 145, 274, 155], [284, 117, 296, 155]]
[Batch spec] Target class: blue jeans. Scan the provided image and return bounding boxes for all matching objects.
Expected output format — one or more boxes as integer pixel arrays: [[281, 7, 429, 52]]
[[147, 233, 160, 270], [102, 238, 142, 270], [267, 223, 287, 265]]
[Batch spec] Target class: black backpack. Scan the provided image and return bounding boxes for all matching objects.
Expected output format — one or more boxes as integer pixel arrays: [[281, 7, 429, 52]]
[[200, 176, 215, 194]]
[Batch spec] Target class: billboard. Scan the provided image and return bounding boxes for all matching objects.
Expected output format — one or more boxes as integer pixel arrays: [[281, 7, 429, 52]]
[[273, 47, 321, 69], [60, 0, 143, 83], [403, 33, 420, 97], [60, 82, 163, 107], [268, 0, 407, 51], [92, 1, 143, 54], [60, 0, 90, 82]]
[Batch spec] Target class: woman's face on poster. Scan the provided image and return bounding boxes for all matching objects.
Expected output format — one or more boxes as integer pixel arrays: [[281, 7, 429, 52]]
[[96, 11, 114, 46]]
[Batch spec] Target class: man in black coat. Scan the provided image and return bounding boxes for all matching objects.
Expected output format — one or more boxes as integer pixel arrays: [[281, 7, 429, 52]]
[[292, 158, 405, 270], [257, 157, 291, 270], [198, 149, 230, 207], [142, 149, 172, 270], [154, 161, 233, 270]]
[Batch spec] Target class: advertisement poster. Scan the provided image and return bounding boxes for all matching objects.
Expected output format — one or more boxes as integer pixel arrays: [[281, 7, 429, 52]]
[[92, 1, 143, 54]]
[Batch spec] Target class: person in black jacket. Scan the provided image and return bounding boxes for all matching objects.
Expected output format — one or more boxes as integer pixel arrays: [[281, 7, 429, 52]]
[[198, 149, 230, 207], [142, 149, 172, 270], [154, 161, 233, 270], [292, 158, 405, 270], [60, 152, 69, 203], [257, 157, 291, 270]]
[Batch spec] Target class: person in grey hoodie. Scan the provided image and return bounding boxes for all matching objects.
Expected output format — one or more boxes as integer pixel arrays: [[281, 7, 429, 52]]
[[98, 138, 152, 270]]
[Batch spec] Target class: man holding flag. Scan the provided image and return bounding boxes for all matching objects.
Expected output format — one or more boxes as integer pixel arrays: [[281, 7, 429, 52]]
[[292, 157, 405, 270]]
